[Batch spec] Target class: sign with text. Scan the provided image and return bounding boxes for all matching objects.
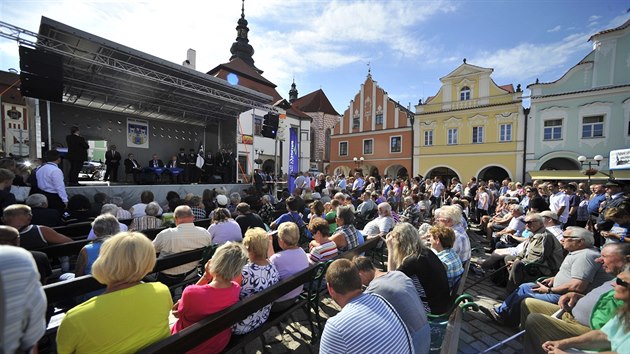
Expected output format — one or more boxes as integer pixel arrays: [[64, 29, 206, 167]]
[[610, 148, 630, 170]]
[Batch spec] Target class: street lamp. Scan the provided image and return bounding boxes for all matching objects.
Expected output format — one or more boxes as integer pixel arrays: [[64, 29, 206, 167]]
[[577, 155, 604, 186], [254, 149, 264, 168], [353, 156, 364, 173]]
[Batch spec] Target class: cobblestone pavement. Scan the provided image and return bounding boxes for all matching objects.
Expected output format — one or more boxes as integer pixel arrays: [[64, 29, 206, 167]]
[[189, 229, 525, 353]]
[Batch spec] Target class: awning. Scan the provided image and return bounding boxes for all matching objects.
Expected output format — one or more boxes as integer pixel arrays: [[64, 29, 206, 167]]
[[527, 170, 630, 181]]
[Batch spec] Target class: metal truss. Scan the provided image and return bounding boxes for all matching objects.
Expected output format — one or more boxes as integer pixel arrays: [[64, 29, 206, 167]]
[[0, 20, 276, 123]]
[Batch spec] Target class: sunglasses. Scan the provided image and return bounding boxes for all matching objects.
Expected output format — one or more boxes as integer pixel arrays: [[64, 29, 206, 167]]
[[562, 237, 581, 242], [616, 277, 629, 288], [524, 220, 537, 225]]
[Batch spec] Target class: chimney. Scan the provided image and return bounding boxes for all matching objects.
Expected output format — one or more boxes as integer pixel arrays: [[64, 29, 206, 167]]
[[182, 48, 196, 70]]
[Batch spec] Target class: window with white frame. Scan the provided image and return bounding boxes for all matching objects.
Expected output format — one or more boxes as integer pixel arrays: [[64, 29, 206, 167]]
[[582, 115, 604, 138], [543, 119, 562, 140], [363, 139, 373, 154], [460, 86, 471, 101], [390, 136, 402, 153], [472, 126, 484, 144], [375, 113, 383, 125], [447, 128, 458, 145], [424, 130, 433, 146], [499, 123, 512, 142], [339, 141, 348, 156], [352, 116, 360, 129]]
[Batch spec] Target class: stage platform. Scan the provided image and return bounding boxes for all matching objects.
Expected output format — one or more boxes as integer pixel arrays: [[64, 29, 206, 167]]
[[66, 182, 248, 209]]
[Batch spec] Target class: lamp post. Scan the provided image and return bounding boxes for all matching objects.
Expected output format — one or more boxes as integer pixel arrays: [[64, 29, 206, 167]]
[[353, 156, 364, 174], [577, 155, 603, 186], [254, 149, 264, 169]]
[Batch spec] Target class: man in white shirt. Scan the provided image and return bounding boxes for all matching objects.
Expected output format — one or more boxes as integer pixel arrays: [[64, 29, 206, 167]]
[[430, 176, 445, 208], [293, 172, 305, 190], [352, 172, 365, 197], [548, 183, 569, 225], [153, 205, 212, 287], [363, 202, 396, 236], [36, 150, 68, 212]]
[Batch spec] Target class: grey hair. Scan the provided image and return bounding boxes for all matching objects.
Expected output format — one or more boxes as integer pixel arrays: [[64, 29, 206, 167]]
[[101, 203, 118, 216], [564, 227, 595, 247], [229, 192, 241, 204], [25, 194, 48, 208], [145, 202, 160, 217], [92, 214, 120, 239], [111, 196, 124, 207], [262, 195, 271, 202]]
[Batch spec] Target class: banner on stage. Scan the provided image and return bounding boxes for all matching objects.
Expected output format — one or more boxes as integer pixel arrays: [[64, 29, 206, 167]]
[[127, 118, 149, 149]]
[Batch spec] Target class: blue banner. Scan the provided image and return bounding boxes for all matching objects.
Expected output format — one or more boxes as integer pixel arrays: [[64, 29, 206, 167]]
[[288, 127, 299, 193]]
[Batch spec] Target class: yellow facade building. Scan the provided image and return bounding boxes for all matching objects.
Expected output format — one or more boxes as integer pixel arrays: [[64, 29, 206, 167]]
[[415, 61, 526, 183]]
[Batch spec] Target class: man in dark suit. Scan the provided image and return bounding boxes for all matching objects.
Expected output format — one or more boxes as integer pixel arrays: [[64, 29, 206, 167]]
[[177, 148, 188, 183], [148, 154, 164, 168], [124, 153, 142, 183], [65, 126, 89, 186], [104, 145, 121, 182]]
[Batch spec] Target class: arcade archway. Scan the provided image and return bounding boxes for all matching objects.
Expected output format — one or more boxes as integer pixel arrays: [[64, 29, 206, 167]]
[[540, 157, 580, 170], [478, 166, 510, 182]]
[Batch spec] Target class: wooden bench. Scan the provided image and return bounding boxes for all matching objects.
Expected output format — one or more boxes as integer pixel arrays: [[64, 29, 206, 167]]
[[34, 219, 214, 259], [44, 245, 214, 304], [427, 258, 478, 353], [138, 237, 379, 354]]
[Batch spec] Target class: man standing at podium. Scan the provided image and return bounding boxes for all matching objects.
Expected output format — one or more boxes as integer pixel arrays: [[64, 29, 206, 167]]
[[66, 126, 89, 186]]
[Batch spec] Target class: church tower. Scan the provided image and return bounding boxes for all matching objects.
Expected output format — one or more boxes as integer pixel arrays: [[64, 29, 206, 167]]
[[229, 0, 262, 73], [289, 79, 298, 103]]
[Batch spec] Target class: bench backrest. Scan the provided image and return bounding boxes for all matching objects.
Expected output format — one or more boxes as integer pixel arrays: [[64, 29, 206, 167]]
[[137, 237, 379, 354], [44, 246, 212, 303]]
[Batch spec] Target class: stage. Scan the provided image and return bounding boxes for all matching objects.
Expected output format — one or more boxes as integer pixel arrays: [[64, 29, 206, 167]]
[[66, 182, 249, 209]]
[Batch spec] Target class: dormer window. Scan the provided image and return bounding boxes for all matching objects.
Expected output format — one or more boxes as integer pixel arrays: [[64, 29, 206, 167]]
[[460, 86, 471, 101]]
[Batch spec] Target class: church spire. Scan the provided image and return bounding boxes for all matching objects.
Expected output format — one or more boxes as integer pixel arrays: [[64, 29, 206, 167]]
[[229, 0, 262, 73], [289, 77, 298, 103]]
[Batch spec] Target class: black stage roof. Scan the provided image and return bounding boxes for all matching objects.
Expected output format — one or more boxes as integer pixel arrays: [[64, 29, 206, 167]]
[[2, 17, 273, 126]]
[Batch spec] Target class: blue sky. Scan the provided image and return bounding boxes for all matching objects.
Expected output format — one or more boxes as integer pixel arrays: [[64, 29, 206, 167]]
[[1, 0, 629, 114]]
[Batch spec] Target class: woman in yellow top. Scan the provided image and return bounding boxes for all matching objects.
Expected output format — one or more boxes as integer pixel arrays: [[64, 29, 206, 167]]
[[56, 232, 172, 354]]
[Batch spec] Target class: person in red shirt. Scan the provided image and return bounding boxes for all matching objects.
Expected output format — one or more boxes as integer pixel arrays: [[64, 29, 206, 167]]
[[171, 242, 248, 354]]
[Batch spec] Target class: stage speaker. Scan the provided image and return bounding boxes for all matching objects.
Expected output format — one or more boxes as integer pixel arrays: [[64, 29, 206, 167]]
[[19, 72, 63, 102], [19, 46, 64, 102], [19, 46, 63, 79], [210, 175, 223, 183]]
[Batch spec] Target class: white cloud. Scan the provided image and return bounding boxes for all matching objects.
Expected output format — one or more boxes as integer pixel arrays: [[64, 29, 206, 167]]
[[472, 32, 591, 84], [589, 15, 602, 22], [547, 25, 561, 33]]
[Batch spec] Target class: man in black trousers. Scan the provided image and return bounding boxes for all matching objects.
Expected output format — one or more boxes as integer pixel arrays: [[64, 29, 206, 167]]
[[66, 126, 89, 186], [104, 144, 121, 182]]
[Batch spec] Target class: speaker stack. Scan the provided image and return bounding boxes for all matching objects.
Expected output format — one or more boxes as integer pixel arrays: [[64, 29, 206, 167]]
[[19, 46, 64, 102]]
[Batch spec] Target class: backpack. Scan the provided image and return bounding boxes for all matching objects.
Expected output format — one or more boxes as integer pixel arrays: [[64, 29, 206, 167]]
[[290, 212, 312, 242]]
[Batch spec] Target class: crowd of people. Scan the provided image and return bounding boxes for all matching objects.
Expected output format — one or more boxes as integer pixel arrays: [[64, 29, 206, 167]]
[[1, 168, 630, 353]]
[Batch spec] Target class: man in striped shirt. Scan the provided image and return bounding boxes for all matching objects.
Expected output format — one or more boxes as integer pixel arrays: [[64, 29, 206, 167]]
[[320, 259, 414, 354]]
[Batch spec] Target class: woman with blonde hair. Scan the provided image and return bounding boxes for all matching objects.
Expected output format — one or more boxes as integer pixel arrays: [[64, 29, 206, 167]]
[[267, 222, 309, 311], [386, 222, 450, 314], [172, 242, 248, 353], [57, 232, 172, 353], [233, 228, 280, 334]]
